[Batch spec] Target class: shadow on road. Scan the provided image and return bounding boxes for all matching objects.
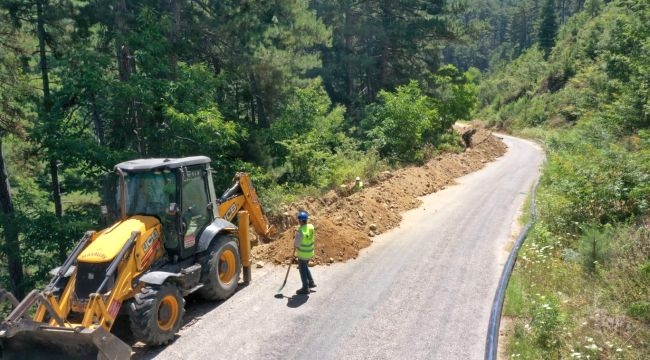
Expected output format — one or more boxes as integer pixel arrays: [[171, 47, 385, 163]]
[[286, 292, 311, 308], [125, 283, 248, 359]]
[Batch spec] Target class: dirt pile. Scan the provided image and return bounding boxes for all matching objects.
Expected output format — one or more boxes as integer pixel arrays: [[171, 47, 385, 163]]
[[251, 125, 508, 266]]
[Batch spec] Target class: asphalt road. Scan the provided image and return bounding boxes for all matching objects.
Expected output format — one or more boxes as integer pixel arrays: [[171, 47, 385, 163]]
[[138, 135, 544, 360]]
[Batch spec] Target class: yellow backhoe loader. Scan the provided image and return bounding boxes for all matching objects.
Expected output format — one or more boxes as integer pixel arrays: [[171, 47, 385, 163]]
[[0, 156, 275, 359]]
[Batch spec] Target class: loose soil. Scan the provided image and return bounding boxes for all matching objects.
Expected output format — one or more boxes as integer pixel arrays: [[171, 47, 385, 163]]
[[251, 124, 508, 267]]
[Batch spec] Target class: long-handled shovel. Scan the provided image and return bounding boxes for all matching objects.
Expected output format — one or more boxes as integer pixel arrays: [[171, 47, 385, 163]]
[[274, 257, 293, 298]]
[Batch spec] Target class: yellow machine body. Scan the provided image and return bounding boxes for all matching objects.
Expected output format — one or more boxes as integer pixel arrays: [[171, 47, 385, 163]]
[[0, 157, 275, 360]]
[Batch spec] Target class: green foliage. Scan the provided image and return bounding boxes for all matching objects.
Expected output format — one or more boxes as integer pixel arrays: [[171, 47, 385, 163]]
[[162, 107, 243, 165], [628, 301, 650, 322], [508, 321, 544, 359], [579, 223, 612, 274], [537, 125, 649, 236], [0, 0, 472, 293], [530, 294, 563, 349], [444, 0, 589, 72], [270, 78, 343, 161], [18, 205, 96, 289], [362, 81, 440, 164], [642, 261, 650, 281], [503, 274, 526, 316], [435, 129, 465, 154], [204, 0, 331, 127], [604, 226, 650, 324], [271, 79, 347, 187], [427, 65, 480, 127], [538, 0, 558, 58], [315, 0, 454, 122], [480, 0, 650, 134], [491, 2, 650, 358], [478, 47, 549, 127], [277, 137, 332, 187]]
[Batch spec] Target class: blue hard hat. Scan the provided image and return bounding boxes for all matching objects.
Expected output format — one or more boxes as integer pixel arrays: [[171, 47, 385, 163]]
[[297, 211, 309, 221]]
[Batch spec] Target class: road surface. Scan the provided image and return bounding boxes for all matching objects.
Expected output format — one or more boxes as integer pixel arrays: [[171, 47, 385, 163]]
[[137, 135, 544, 360]]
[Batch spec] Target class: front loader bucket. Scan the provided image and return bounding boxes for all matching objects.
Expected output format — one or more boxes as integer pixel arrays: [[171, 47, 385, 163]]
[[0, 320, 131, 360]]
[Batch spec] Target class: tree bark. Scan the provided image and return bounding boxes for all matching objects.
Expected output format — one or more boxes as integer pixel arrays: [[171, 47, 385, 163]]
[[0, 138, 24, 299], [91, 93, 105, 145], [37, 0, 62, 218], [250, 73, 268, 128], [115, 0, 131, 82]]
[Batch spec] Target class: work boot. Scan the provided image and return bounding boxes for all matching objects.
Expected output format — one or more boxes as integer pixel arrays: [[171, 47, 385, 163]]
[[296, 287, 310, 295], [308, 281, 317, 288]]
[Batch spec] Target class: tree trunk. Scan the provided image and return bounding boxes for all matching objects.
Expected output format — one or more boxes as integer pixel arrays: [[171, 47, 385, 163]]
[[379, 0, 392, 93], [37, 0, 62, 218], [344, 7, 353, 110], [115, 0, 131, 82], [91, 93, 105, 145], [0, 138, 25, 299], [250, 73, 268, 128], [168, 0, 180, 77], [114, 0, 142, 153]]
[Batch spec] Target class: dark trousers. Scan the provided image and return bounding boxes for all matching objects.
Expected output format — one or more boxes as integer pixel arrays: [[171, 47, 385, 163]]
[[298, 259, 313, 289]]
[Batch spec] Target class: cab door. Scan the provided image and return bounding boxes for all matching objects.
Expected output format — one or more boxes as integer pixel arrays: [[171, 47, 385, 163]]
[[179, 165, 212, 258]]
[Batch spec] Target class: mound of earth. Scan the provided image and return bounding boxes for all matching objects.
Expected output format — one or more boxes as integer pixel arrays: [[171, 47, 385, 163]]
[[250, 125, 507, 266]]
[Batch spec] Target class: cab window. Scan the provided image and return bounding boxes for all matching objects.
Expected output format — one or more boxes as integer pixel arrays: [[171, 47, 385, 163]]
[[181, 167, 210, 247]]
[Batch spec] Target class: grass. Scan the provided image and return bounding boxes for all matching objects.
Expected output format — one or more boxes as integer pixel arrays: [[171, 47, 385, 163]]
[[504, 219, 650, 359]]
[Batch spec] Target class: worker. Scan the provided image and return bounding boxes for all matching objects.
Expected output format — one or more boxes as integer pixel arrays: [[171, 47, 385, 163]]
[[354, 176, 364, 192], [294, 210, 316, 295]]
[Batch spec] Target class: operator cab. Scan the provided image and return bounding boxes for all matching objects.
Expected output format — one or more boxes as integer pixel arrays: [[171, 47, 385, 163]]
[[102, 156, 218, 260]]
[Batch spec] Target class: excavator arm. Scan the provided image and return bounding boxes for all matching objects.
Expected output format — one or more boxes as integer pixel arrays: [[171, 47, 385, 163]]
[[217, 172, 276, 240]]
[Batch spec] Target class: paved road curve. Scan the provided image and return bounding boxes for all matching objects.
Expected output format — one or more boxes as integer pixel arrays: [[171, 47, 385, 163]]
[[141, 135, 544, 360]]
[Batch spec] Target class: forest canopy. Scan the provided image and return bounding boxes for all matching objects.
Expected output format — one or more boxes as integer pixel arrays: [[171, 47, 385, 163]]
[[0, 0, 476, 297], [2, 3, 648, 358]]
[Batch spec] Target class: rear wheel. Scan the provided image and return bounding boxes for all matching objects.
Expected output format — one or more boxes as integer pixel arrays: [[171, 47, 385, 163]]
[[198, 235, 241, 300], [128, 283, 185, 345]]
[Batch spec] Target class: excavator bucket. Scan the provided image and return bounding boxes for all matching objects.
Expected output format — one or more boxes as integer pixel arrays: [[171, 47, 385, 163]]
[[0, 320, 131, 360]]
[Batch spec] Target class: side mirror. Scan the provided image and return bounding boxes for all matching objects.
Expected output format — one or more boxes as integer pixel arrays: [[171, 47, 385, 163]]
[[167, 203, 178, 216]]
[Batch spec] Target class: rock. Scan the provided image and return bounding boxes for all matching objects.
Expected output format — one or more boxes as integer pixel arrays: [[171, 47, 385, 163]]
[[256, 263, 264, 268], [369, 223, 377, 231], [329, 257, 334, 263], [358, 210, 363, 218]]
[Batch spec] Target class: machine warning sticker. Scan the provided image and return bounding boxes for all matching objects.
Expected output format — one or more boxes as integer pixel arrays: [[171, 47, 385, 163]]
[[108, 300, 121, 318], [184, 234, 196, 248]]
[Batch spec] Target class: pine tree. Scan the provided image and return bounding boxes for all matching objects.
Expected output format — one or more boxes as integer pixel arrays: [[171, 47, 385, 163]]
[[538, 0, 558, 58], [315, 0, 453, 124]]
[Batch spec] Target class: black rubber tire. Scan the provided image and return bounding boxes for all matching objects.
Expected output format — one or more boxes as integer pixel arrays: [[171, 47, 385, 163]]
[[128, 283, 185, 346], [197, 235, 241, 301]]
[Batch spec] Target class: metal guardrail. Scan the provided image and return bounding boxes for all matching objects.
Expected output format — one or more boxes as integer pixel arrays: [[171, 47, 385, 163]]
[[485, 179, 540, 360]]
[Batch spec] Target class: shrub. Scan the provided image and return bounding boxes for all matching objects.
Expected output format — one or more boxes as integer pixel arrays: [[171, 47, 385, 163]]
[[361, 80, 439, 164], [530, 294, 564, 349], [579, 224, 612, 274]]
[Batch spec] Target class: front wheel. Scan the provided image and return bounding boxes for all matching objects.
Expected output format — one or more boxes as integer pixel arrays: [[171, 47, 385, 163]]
[[128, 283, 185, 345], [198, 235, 241, 301]]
